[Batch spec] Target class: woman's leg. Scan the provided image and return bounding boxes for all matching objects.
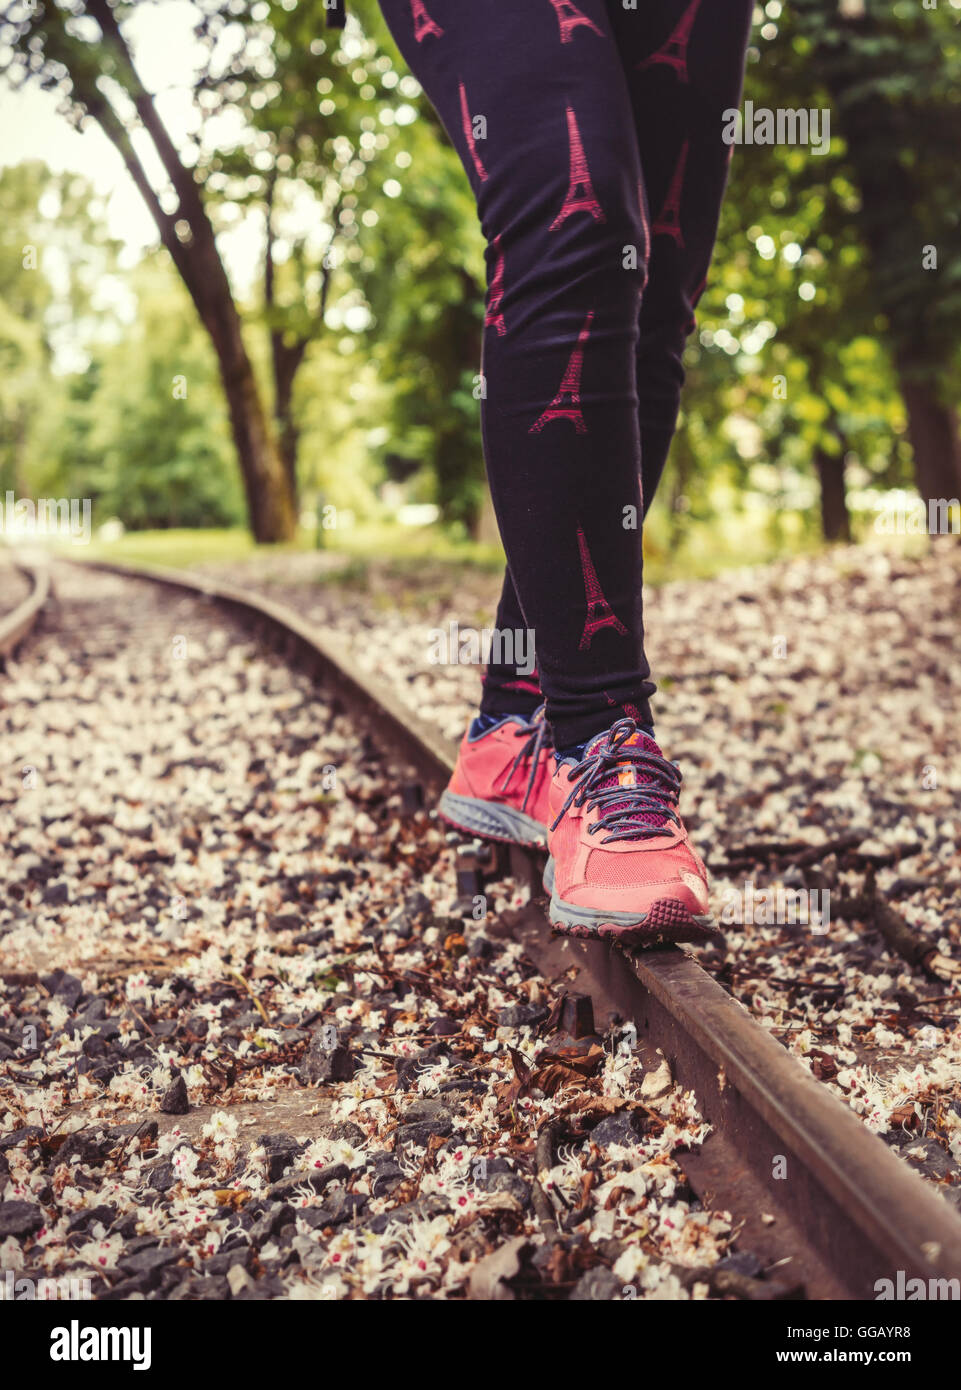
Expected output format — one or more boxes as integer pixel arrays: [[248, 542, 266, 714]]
[[616, 0, 754, 503], [540, 0, 756, 943], [479, 570, 543, 720], [481, 0, 753, 725], [378, 0, 653, 752]]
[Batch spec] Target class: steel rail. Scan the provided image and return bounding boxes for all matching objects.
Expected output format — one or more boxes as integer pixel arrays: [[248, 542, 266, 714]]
[[69, 555, 961, 1300], [0, 552, 50, 659]]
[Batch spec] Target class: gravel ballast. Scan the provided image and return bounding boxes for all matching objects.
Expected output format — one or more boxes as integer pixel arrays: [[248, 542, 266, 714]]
[[1, 565, 760, 1301]]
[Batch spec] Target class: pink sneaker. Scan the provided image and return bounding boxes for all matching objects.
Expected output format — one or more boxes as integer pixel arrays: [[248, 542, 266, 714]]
[[543, 719, 719, 947], [439, 710, 552, 848]]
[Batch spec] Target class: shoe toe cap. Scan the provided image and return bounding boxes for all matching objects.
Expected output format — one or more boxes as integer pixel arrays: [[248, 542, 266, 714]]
[[562, 874, 707, 918]]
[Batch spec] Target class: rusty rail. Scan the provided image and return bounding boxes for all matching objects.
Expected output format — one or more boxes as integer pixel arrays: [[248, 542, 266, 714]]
[[0, 551, 50, 659]]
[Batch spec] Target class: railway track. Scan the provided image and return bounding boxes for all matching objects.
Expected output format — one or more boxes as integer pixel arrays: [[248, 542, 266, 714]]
[[0, 549, 49, 660], [3, 549, 961, 1303]]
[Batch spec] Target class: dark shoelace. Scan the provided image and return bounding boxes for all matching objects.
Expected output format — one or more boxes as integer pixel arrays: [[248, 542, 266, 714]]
[[497, 711, 550, 814], [550, 718, 681, 843]]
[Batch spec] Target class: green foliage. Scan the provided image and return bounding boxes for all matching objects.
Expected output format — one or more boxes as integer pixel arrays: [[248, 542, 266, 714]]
[[167, 0, 486, 524], [40, 261, 244, 530], [783, 0, 961, 369], [1, 0, 959, 545], [82, 266, 244, 529], [0, 161, 120, 495], [668, 0, 960, 527]]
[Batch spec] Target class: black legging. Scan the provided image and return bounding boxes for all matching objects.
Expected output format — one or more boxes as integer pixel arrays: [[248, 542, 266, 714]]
[[377, 0, 753, 748]]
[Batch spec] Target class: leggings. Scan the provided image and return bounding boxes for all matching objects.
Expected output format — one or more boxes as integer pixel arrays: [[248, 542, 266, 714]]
[[377, 0, 753, 748]]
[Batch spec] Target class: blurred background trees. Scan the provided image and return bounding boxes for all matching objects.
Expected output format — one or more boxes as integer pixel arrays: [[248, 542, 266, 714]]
[[0, 0, 958, 560]]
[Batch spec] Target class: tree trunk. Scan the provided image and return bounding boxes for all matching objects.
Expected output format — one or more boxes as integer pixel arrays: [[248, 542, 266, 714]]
[[809, 7, 960, 525], [814, 447, 851, 542], [179, 233, 296, 544], [163, 218, 298, 542], [212, 316, 297, 543], [276, 404, 300, 513], [894, 360, 961, 513], [807, 363, 850, 544], [271, 336, 308, 512], [264, 176, 309, 515], [78, 0, 297, 543]]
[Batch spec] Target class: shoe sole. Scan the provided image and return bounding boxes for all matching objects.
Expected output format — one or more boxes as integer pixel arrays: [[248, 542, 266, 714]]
[[542, 856, 721, 948], [439, 790, 548, 849]]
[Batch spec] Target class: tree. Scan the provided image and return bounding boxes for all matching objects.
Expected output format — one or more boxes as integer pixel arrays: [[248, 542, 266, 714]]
[[56, 260, 244, 529], [241, 0, 487, 530], [355, 131, 486, 531], [0, 160, 119, 499], [764, 0, 961, 507], [0, 0, 296, 540], [194, 0, 420, 509], [671, 1, 955, 544]]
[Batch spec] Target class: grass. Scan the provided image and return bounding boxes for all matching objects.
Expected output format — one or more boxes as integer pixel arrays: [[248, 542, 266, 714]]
[[74, 521, 506, 576], [330, 522, 505, 572], [642, 508, 823, 585], [66, 505, 927, 596], [77, 528, 263, 571]]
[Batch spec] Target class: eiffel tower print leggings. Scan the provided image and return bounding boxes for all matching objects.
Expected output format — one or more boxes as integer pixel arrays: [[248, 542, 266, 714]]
[[377, 0, 754, 749]]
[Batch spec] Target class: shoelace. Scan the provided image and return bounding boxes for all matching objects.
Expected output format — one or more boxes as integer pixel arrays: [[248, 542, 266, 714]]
[[550, 717, 681, 843], [496, 711, 550, 814]]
